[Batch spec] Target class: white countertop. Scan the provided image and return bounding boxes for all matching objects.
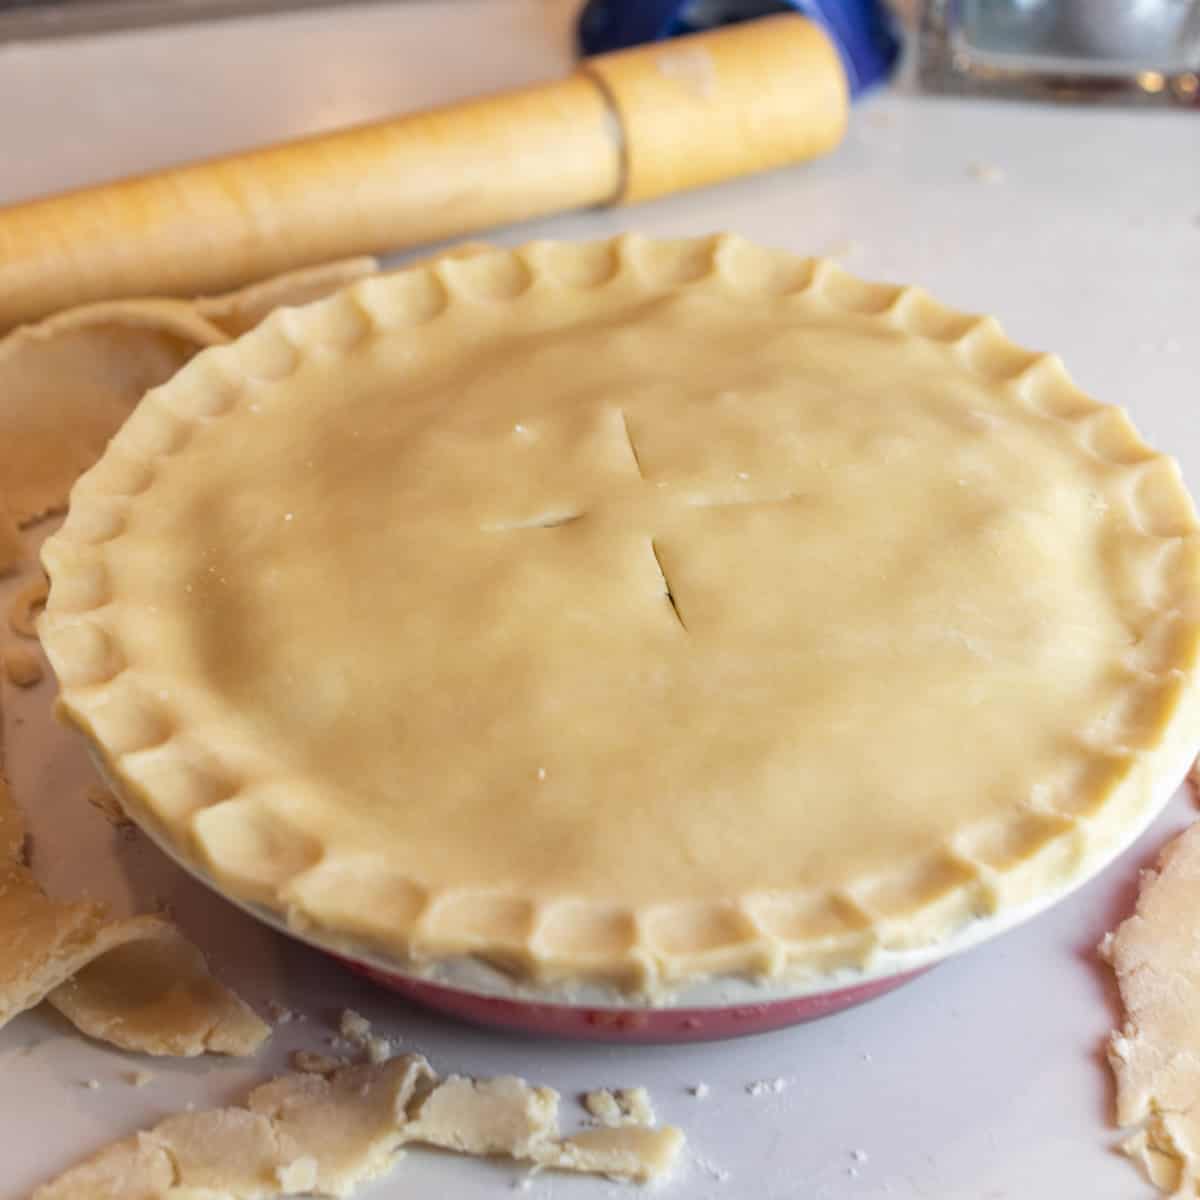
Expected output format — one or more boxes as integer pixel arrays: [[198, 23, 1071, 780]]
[[2, 4, 1199, 1198]]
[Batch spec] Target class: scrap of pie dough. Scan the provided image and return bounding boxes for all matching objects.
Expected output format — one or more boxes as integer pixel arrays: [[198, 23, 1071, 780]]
[[406, 1074, 561, 1159], [195, 256, 379, 338], [1102, 820, 1200, 1193], [35, 1057, 684, 1198], [0, 752, 266, 1054], [0, 877, 267, 1057], [48, 925, 269, 1057], [0, 750, 23, 864], [34, 1057, 431, 1200], [1122, 1118, 1194, 1194], [583, 1086, 656, 1127], [410, 1073, 683, 1183], [249, 1059, 433, 1195], [4, 644, 43, 687], [0, 301, 226, 526], [31, 1133, 177, 1200], [0, 257, 383, 528], [0, 495, 23, 577], [337, 1007, 392, 1065], [0, 857, 110, 1028], [8, 572, 48, 638], [292, 1049, 345, 1076], [542, 1124, 685, 1182], [0, 798, 23, 865]]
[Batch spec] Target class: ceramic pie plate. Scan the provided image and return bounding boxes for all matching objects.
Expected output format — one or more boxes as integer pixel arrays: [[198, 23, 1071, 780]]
[[41, 235, 1200, 1042]]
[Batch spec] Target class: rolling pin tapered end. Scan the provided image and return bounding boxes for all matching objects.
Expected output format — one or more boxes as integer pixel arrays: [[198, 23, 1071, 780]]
[[588, 14, 849, 204]]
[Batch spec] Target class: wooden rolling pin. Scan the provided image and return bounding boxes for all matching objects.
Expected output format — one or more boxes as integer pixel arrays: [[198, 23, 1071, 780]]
[[0, 14, 847, 330]]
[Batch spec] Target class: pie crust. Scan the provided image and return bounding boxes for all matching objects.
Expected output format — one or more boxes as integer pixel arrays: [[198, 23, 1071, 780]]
[[34, 1053, 683, 1196], [39, 234, 1200, 994]]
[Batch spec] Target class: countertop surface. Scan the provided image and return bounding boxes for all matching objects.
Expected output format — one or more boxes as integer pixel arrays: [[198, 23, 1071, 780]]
[[2, 3, 1199, 1198]]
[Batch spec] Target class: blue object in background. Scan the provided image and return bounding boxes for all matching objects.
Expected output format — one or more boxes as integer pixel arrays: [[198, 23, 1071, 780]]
[[578, 0, 900, 97]]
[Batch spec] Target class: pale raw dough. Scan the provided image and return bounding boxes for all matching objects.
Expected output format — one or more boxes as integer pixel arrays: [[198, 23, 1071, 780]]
[[543, 1125, 684, 1182], [48, 926, 269, 1057], [1122, 1123, 1189, 1192], [0, 750, 111, 1027], [0, 861, 106, 1027], [292, 1050, 344, 1076], [0, 705, 266, 1054], [407, 1074, 559, 1159], [0, 878, 268, 1056], [0, 302, 225, 527], [339, 1008, 371, 1042], [0, 778, 22, 866], [0, 689, 22, 862], [3, 643, 43, 688], [406, 1073, 681, 1182], [0, 258, 380, 527], [195, 257, 379, 339], [35, 1060, 427, 1200], [1102, 820, 1200, 1193], [0, 495, 23, 577], [8, 572, 47, 638], [31, 1133, 177, 1200], [337, 1007, 392, 1064], [583, 1086, 656, 1127], [584, 1088, 626, 1126], [34, 1056, 683, 1197]]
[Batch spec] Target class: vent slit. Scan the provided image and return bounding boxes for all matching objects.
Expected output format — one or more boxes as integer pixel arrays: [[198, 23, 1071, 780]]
[[650, 538, 687, 632], [621, 410, 644, 478], [483, 512, 584, 532]]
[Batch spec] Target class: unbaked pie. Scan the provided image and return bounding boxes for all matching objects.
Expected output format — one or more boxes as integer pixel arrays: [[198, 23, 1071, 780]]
[[39, 235, 1200, 994]]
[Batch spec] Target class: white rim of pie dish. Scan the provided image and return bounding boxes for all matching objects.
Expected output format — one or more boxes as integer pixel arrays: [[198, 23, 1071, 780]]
[[89, 741, 1196, 1012]]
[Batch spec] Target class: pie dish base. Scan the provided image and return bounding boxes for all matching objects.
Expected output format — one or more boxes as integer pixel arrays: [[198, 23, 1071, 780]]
[[338, 959, 927, 1043]]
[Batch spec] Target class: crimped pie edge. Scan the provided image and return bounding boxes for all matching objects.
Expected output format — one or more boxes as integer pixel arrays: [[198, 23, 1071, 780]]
[[39, 234, 1200, 995]]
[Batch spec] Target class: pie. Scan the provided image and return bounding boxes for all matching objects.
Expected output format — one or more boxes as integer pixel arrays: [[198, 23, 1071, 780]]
[[38, 234, 1200, 995]]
